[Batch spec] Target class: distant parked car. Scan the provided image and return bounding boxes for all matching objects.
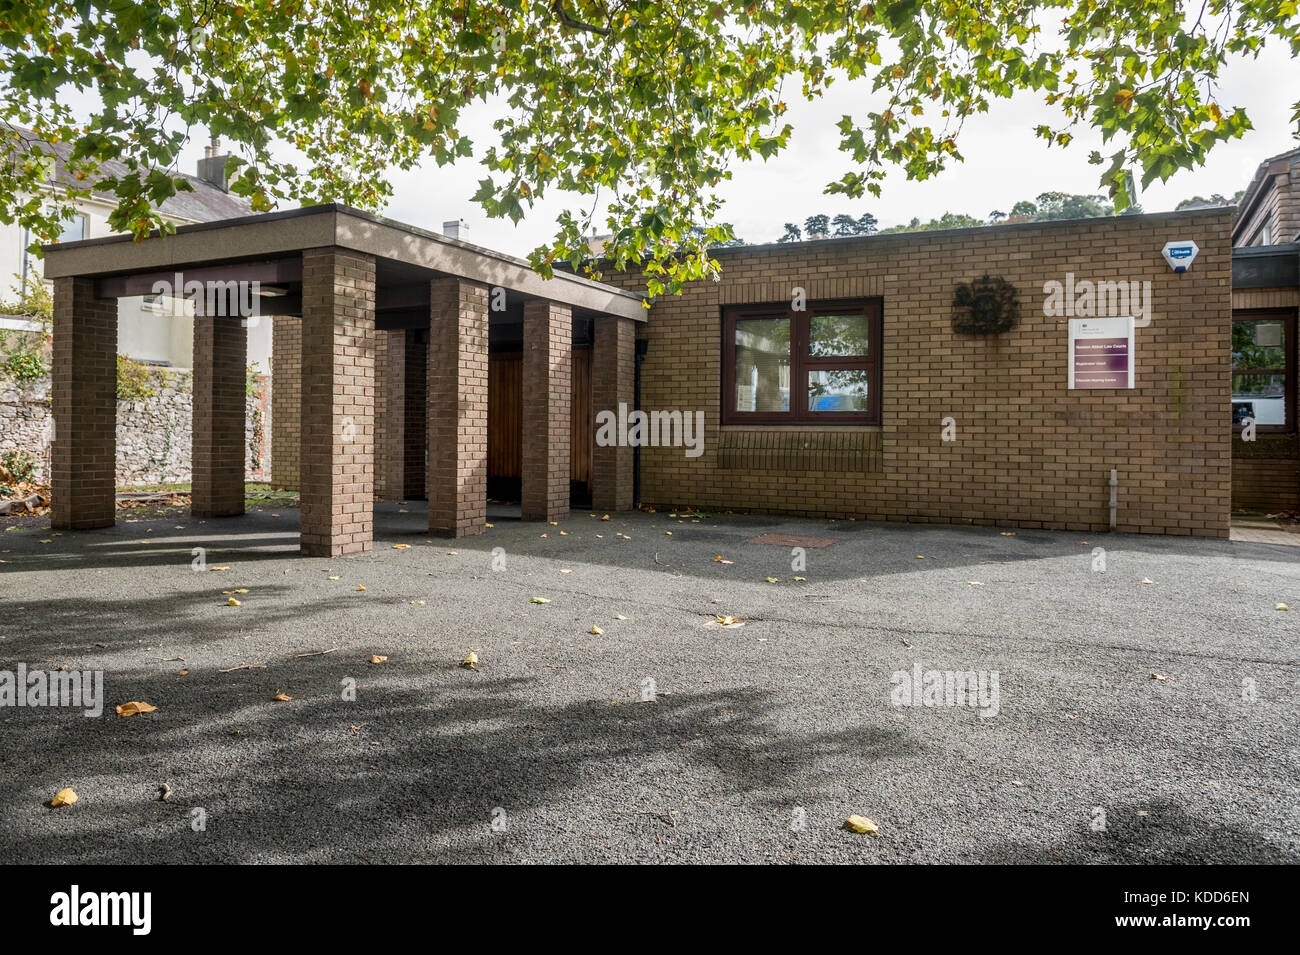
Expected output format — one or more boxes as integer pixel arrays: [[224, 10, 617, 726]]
[[1233, 396, 1285, 426]]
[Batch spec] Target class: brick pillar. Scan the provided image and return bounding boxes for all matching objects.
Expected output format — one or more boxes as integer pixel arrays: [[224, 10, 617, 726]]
[[271, 315, 301, 489], [299, 248, 376, 557], [521, 300, 572, 521], [428, 277, 488, 537], [374, 328, 411, 500], [373, 324, 389, 499], [592, 316, 635, 511], [51, 277, 117, 530], [403, 329, 428, 498], [191, 313, 248, 517]]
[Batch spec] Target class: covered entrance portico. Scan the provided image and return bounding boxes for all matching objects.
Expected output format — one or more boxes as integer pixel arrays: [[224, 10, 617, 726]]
[[42, 204, 644, 556]]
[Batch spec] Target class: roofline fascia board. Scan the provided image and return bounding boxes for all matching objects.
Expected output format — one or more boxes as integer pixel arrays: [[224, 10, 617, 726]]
[[41, 207, 336, 278], [41, 204, 646, 321], [1232, 159, 1288, 235], [333, 211, 645, 321]]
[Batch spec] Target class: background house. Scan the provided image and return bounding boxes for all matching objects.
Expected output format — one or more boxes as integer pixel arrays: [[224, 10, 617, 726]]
[[0, 134, 265, 371]]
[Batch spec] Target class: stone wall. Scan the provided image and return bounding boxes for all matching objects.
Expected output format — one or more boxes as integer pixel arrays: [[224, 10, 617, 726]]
[[0, 366, 267, 487]]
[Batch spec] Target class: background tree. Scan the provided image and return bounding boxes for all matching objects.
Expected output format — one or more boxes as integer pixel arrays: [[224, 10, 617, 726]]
[[803, 214, 831, 239], [1176, 191, 1243, 208], [777, 222, 803, 243], [1, 0, 1295, 296]]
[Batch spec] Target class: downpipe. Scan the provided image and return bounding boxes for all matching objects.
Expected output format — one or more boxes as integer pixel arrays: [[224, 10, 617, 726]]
[[1109, 468, 1118, 532]]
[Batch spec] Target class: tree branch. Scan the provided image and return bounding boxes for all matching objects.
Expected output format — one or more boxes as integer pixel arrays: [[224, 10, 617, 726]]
[[552, 0, 610, 36]]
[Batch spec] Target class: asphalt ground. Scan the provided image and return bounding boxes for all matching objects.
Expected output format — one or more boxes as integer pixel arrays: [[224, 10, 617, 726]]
[[1, 503, 1296, 863]]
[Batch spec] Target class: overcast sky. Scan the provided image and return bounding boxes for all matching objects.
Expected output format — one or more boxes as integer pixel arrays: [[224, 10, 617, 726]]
[[185, 38, 1298, 258]]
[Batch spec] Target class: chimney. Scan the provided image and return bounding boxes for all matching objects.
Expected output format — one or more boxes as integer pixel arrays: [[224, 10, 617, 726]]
[[197, 137, 230, 192], [442, 218, 468, 241]]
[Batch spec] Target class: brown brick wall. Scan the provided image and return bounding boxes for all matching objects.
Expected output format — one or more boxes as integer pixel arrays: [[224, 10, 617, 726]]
[[271, 315, 301, 489], [591, 316, 635, 510], [403, 329, 428, 498], [1232, 436, 1298, 512], [51, 277, 117, 530], [521, 300, 572, 521], [191, 313, 248, 517], [428, 277, 488, 536], [374, 324, 393, 499], [299, 248, 376, 556], [601, 210, 1234, 537]]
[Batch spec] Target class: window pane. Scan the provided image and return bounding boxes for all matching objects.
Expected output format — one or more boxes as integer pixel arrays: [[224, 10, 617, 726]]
[[808, 369, 870, 412], [1233, 373, 1286, 426], [1232, 319, 1285, 372], [809, 313, 870, 357], [734, 317, 790, 412], [56, 214, 86, 243]]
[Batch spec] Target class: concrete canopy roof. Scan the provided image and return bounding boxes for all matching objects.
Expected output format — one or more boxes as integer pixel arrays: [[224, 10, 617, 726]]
[[41, 202, 647, 321]]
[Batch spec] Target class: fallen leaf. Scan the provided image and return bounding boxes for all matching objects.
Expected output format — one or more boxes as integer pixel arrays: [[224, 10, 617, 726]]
[[50, 788, 78, 808], [560, 569, 572, 574], [226, 597, 241, 606], [845, 815, 879, 834], [115, 701, 157, 717], [967, 581, 984, 586], [589, 626, 604, 635], [600, 514, 610, 521], [357, 585, 367, 591], [327, 575, 340, 580], [273, 691, 295, 701], [665, 531, 672, 535], [221, 588, 249, 595], [210, 566, 230, 572], [461, 651, 479, 670], [530, 597, 551, 604], [1000, 531, 1017, 537], [1140, 578, 1154, 585], [392, 544, 411, 550], [178, 669, 189, 676], [793, 576, 806, 581], [485, 523, 494, 528], [410, 600, 426, 605], [615, 614, 628, 620], [1151, 673, 1170, 681], [1276, 603, 1291, 611], [369, 655, 388, 664], [764, 577, 779, 583]]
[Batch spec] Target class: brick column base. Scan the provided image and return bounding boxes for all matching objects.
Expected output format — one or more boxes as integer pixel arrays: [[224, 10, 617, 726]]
[[192, 314, 248, 517], [299, 248, 376, 557], [592, 316, 635, 511], [51, 277, 117, 530], [428, 277, 488, 537], [522, 300, 572, 521]]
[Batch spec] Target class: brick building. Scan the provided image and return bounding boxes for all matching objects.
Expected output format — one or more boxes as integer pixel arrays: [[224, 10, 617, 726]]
[[42, 202, 1243, 548], [1230, 146, 1300, 514], [602, 207, 1234, 537]]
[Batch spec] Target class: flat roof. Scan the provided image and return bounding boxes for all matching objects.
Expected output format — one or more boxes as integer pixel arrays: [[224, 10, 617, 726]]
[[41, 203, 647, 321]]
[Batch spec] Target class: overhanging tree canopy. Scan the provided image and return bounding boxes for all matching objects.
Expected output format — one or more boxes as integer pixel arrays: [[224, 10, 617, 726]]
[[1, 0, 1295, 296]]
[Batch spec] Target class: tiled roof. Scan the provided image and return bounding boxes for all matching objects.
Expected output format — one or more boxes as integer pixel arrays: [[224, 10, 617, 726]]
[[9, 127, 252, 223]]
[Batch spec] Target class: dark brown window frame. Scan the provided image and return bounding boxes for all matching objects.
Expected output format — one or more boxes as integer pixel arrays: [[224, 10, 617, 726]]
[[722, 298, 882, 425], [1232, 308, 1295, 434]]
